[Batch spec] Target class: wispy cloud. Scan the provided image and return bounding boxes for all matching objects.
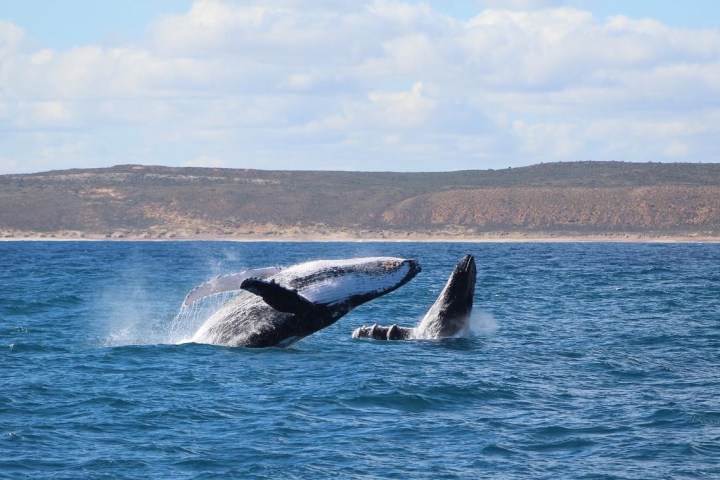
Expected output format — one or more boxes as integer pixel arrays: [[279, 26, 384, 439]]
[[1, 0, 719, 173]]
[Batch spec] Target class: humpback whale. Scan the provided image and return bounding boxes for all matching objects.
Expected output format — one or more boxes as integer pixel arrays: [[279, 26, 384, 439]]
[[352, 254, 476, 341], [184, 257, 421, 348]]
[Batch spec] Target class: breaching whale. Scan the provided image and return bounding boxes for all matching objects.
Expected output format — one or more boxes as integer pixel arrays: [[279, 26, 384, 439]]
[[352, 254, 476, 341], [183, 257, 421, 348]]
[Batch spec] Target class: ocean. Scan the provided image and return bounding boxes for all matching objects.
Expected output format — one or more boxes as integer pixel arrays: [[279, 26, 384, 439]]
[[1, 241, 719, 479]]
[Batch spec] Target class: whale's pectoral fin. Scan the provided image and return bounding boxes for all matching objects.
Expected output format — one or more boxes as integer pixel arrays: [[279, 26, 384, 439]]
[[183, 267, 283, 306], [241, 278, 318, 314]]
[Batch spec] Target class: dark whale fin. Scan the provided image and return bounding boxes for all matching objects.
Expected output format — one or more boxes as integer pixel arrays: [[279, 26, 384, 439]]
[[241, 278, 317, 314]]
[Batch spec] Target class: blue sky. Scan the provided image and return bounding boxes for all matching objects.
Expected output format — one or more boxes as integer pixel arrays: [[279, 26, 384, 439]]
[[4, 1, 719, 50], [0, 0, 193, 49], [1, 0, 719, 173]]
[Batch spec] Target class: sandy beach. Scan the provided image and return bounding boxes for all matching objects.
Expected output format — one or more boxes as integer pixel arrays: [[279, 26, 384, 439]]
[[2, 229, 718, 243]]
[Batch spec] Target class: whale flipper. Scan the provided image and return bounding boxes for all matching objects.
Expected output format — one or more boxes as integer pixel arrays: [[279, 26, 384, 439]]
[[241, 278, 318, 314], [183, 267, 283, 306]]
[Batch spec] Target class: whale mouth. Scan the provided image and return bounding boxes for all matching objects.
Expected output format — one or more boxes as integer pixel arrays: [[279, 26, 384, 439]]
[[450, 255, 476, 286]]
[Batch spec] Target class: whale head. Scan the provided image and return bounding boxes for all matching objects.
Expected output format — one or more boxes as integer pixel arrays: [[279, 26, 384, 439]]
[[416, 254, 476, 338]]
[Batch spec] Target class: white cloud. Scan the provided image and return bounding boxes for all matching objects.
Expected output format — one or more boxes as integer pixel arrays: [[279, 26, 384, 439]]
[[0, 20, 28, 57], [183, 156, 231, 168], [475, 0, 573, 8], [1, 0, 719, 173], [367, 82, 436, 127]]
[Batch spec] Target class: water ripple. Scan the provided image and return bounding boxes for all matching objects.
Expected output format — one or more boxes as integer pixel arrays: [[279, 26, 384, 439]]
[[1, 241, 719, 479]]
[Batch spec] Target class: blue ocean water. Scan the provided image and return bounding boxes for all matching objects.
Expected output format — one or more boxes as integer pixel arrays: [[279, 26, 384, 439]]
[[1, 241, 719, 479]]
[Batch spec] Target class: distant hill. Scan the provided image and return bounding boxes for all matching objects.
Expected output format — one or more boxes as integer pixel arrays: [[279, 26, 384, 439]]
[[1, 161, 718, 240]]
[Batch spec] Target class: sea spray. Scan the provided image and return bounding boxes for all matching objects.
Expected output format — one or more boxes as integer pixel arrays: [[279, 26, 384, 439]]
[[94, 245, 255, 347], [469, 310, 499, 336], [94, 275, 163, 347], [168, 292, 237, 344], [96, 278, 239, 347], [415, 311, 498, 339]]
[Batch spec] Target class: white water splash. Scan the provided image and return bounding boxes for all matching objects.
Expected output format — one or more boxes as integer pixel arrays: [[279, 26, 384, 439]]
[[168, 292, 237, 344], [92, 245, 254, 347], [411, 310, 498, 339], [468, 310, 499, 336], [96, 281, 237, 347], [95, 279, 160, 347]]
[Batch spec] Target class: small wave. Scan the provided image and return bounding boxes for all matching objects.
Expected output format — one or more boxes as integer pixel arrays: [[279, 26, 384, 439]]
[[5, 342, 71, 355], [691, 441, 720, 456], [524, 436, 596, 452], [346, 390, 439, 413], [640, 407, 691, 427]]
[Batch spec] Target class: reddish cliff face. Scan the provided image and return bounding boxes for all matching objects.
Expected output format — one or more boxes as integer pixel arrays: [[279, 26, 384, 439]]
[[381, 186, 720, 231], [1, 162, 719, 239]]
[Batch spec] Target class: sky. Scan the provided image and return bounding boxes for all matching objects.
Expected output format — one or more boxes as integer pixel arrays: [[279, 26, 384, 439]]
[[0, 1, 719, 173]]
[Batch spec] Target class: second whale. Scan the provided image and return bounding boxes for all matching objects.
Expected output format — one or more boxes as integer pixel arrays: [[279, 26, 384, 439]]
[[352, 254, 476, 341]]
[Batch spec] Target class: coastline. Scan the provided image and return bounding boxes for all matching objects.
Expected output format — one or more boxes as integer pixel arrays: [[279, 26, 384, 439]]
[[1, 230, 718, 243]]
